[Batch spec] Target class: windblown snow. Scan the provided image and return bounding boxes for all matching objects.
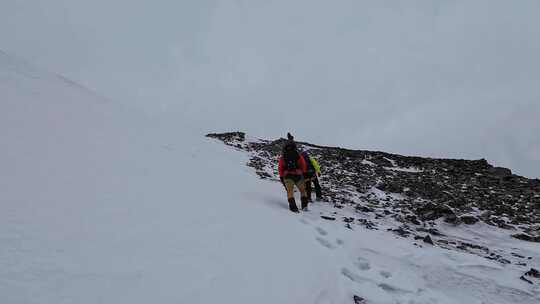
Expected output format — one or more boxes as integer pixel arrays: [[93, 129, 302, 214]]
[[1, 51, 539, 303]]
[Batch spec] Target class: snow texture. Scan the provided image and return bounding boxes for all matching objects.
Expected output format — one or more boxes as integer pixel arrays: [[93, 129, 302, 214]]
[[2, 51, 540, 303]]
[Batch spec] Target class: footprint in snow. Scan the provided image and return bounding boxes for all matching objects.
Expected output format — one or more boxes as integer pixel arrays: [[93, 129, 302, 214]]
[[315, 227, 328, 236], [299, 218, 310, 225], [342, 268, 411, 295], [377, 283, 411, 295], [315, 237, 335, 249], [379, 270, 392, 279], [341, 268, 368, 283], [355, 257, 371, 271]]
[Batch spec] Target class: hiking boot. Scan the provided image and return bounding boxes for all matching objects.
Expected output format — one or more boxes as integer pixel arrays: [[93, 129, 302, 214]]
[[301, 196, 309, 210], [288, 198, 299, 213]]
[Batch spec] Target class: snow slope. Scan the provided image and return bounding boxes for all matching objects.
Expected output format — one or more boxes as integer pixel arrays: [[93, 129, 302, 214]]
[[1, 52, 539, 303], [0, 51, 339, 303]]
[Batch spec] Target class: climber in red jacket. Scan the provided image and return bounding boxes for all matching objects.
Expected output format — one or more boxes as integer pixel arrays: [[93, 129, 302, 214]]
[[278, 133, 309, 212]]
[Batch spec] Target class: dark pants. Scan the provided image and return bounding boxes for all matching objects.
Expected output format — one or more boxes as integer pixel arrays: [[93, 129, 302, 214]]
[[304, 172, 322, 200]]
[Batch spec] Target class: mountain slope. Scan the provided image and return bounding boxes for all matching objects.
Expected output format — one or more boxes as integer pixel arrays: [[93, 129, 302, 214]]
[[1, 52, 539, 303], [0, 51, 339, 303], [208, 132, 540, 303]]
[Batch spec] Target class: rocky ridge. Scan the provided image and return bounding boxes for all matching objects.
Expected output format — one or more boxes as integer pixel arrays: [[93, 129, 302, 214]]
[[207, 132, 540, 268]]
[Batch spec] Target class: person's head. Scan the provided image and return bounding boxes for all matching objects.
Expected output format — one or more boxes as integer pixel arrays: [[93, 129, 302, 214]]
[[282, 140, 298, 155], [287, 132, 294, 141]]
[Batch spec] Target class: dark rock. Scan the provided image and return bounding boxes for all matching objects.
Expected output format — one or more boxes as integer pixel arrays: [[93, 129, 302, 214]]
[[461, 215, 479, 225], [525, 268, 540, 278], [489, 167, 512, 177], [448, 197, 469, 208], [416, 203, 455, 221], [321, 216, 336, 221], [356, 205, 374, 213], [512, 233, 540, 243], [416, 228, 444, 236], [343, 217, 354, 223], [358, 219, 377, 230], [206, 131, 245, 142], [520, 276, 533, 284], [390, 227, 411, 237], [405, 215, 421, 225], [353, 295, 366, 304], [492, 218, 514, 229], [376, 181, 402, 193], [444, 212, 459, 224], [423, 235, 434, 245], [458, 242, 489, 253]]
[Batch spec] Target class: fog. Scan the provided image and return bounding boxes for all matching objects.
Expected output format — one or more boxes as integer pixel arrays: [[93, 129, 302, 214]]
[[2, 0, 539, 177]]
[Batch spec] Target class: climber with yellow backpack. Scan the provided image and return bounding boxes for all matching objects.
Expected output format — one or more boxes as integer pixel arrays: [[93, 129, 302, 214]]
[[300, 150, 322, 202]]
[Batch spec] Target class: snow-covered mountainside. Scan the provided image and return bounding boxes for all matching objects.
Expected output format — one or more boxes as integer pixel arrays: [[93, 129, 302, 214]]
[[1, 52, 539, 304], [208, 132, 540, 302], [0, 51, 334, 303]]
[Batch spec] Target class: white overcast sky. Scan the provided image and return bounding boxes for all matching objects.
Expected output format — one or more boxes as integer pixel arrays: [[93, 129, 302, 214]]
[[2, 0, 539, 178]]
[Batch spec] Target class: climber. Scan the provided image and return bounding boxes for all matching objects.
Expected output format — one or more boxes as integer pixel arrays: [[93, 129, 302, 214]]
[[278, 133, 309, 212], [301, 150, 323, 202]]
